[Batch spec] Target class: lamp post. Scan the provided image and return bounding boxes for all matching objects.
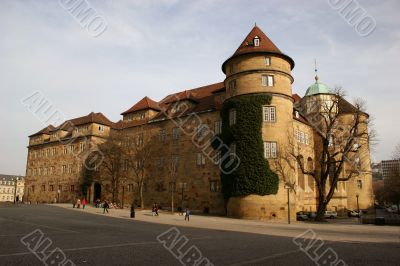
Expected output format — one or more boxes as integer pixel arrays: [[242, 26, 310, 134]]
[[284, 183, 291, 224], [57, 189, 60, 203], [356, 194, 360, 213], [13, 177, 18, 204]]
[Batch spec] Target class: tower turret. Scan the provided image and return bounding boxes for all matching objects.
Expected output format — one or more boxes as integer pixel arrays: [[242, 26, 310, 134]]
[[220, 25, 297, 221]]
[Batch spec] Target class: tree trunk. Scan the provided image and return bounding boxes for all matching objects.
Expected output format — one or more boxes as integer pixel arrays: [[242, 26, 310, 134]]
[[140, 182, 144, 209], [315, 199, 327, 221], [171, 191, 174, 213]]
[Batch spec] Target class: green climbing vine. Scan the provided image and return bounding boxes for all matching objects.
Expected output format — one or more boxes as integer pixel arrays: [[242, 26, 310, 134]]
[[218, 93, 279, 199]]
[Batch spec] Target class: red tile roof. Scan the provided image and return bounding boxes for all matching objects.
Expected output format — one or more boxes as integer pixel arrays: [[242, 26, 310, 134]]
[[233, 25, 282, 56], [160, 82, 224, 104], [121, 96, 161, 115], [29, 125, 56, 137], [29, 112, 114, 138], [222, 25, 294, 71], [292, 93, 302, 103], [65, 112, 114, 128]]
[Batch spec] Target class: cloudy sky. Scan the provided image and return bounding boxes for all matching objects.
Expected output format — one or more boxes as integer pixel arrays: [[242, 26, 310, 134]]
[[0, 0, 399, 175]]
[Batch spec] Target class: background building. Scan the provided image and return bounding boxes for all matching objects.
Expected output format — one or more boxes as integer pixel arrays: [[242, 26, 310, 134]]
[[0, 174, 24, 202]]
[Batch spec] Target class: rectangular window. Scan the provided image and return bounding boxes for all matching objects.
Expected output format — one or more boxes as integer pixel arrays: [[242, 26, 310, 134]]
[[264, 57, 271, 66], [99, 126, 104, 132], [264, 142, 277, 158], [214, 121, 222, 135], [41, 185, 46, 192], [263, 106, 276, 122], [68, 164, 73, 174], [305, 133, 309, 145], [229, 109, 237, 126], [128, 184, 134, 192], [80, 142, 85, 152], [196, 153, 206, 166], [50, 185, 54, 192], [300, 132, 305, 144], [63, 146, 68, 154], [357, 180, 362, 189], [229, 79, 237, 96], [140, 113, 145, 120], [230, 143, 236, 160], [172, 127, 180, 141], [159, 129, 166, 142], [169, 182, 176, 192], [137, 133, 144, 146], [210, 181, 220, 192], [172, 156, 179, 172], [157, 157, 164, 168], [124, 159, 128, 171], [262, 75, 274, 86], [196, 124, 208, 139], [70, 185, 75, 192]]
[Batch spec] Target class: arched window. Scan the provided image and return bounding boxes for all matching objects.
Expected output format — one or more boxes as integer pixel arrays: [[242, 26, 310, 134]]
[[297, 155, 305, 190]]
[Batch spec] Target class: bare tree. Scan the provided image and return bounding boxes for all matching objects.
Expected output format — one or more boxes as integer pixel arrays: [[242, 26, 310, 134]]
[[97, 133, 125, 203], [163, 155, 180, 213], [295, 88, 374, 221], [124, 132, 158, 209]]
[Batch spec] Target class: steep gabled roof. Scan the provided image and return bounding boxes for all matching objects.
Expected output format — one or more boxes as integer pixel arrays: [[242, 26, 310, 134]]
[[30, 112, 114, 138], [121, 96, 161, 115], [29, 125, 56, 137], [63, 112, 114, 128]]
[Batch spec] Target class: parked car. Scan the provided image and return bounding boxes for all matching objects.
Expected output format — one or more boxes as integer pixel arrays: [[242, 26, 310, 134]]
[[324, 211, 338, 219], [296, 211, 309, 221], [348, 210, 360, 217], [306, 212, 317, 219], [386, 206, 398, 213]]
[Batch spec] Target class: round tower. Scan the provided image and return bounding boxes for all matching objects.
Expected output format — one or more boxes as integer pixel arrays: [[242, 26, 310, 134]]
[[220, 25, 297, 221]]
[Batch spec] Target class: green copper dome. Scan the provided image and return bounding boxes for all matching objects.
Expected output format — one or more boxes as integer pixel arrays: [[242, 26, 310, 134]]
[[305, 76, 331, 96]]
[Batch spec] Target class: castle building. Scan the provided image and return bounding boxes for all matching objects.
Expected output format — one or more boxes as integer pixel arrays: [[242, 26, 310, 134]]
[[25, 26, 374, 219]]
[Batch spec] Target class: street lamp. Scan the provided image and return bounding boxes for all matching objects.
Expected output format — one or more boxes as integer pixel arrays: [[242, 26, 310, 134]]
[[13, 177, 18, 204], [57, 189, 60, 203], [356, 194, 360, 213], [284, 183, 292, 224]]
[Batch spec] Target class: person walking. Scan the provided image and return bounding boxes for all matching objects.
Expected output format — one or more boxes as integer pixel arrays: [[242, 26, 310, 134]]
[[184, 207, 190, 221], [103, 200, 109, 214], [155, 203, 159, 216], [76, 198, 81, 209], [82, 198, 86, 209], [72, 198, 76, 208]]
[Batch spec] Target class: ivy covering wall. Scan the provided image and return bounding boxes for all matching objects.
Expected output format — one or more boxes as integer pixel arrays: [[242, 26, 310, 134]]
[[216, 94, 279, 199]]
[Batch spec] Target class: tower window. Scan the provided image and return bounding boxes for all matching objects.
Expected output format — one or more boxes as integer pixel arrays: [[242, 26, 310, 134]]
[[264, 141, 277, 158], [263, 106, 276, 122], [254, 36, 260, 47], [262, 75, 274, 86], [229, 109, 237, 126], [229, 79, 237, 96], [264, 57, 271, 66]]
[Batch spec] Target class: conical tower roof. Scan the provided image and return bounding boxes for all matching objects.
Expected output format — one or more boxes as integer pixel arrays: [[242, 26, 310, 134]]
[[233, 25, 282, 56], [222, 25, 294, 72]]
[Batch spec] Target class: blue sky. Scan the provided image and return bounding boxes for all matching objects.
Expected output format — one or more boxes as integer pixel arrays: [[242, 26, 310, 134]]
[[0, 0, 399, 175]]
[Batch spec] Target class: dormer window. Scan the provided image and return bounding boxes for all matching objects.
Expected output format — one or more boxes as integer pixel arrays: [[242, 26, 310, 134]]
[[254, 36, 260, 47]]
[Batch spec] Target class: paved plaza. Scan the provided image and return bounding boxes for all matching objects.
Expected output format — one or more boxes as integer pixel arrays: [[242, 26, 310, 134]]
[[0, 204, 399, 265]]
